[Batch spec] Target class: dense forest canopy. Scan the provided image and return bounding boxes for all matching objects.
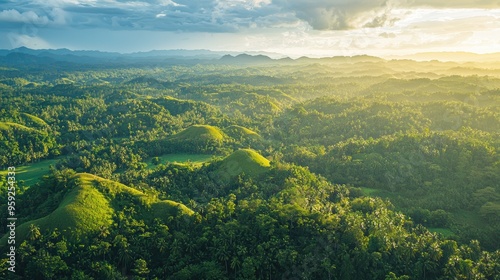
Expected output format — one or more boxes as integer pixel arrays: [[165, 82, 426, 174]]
[[1, 51, 499, 279]]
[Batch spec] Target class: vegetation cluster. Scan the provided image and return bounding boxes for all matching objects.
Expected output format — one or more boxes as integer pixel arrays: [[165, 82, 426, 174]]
[[1, 54, 499, 279]]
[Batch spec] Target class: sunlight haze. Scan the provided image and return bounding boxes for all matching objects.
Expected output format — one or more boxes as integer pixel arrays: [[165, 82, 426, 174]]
[[0, 1, 499, 57]]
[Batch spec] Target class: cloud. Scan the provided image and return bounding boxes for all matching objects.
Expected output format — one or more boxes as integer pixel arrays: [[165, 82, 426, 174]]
[[409, 0, 500, 9], [272, 0, 398, 30], [0, 7, 67, 28], [0, 9, 50, 25], [0, 0, 283, 32], [379, 32, 397, 38], [272, 0, 500, 31], [0, 0, 499, 34]]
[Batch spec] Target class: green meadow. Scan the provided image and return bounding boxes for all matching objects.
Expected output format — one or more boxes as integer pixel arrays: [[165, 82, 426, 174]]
[[0, 158, 59, 186], [146, 153, 215, 169]]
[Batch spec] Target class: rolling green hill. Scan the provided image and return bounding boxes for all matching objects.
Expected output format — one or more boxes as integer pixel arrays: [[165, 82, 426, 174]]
[[80, 173, 194, 219], [155, 125, 228, 154], [0, 121, 40, 133], [0, 173, 114, 245], [216, 148, 270, 177], [0, 173, 193, 246], [223, 125, 261, 139], [170, 125, 226, 142], [20, 113, 50, 129]]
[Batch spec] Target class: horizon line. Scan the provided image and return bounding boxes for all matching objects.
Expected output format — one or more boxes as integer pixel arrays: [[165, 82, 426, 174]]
[[3, 46, 500, 62]]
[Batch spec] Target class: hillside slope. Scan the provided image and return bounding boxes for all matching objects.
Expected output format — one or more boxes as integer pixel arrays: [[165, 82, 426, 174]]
[[0, 173, 192, 246], [170, 125, 226, 142], [216, 148, 270, 177]]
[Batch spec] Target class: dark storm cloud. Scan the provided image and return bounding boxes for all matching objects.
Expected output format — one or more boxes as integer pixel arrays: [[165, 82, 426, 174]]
[[0, 0, 499, 32]]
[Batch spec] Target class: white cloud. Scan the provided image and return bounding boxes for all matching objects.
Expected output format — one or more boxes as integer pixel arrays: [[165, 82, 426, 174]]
[[50, 8, 67, 25], [3, 0, 500, 33], [0, 9, 50, 25], [157, 0, 184, 7], [270, 0, 500, 31], [0, 1, 499, 56]]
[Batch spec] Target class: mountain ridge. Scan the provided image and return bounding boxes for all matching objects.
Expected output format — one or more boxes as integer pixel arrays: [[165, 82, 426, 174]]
[[2, 47, 500, 68]]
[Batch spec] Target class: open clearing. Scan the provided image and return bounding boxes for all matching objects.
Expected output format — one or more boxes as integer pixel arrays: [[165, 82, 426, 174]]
[[146, 153, 215, 169], [1, 158, 59, 186]]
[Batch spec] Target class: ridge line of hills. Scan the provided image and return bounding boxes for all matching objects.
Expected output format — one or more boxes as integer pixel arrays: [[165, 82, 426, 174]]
[[0, 147, 270, 247], [1, 47, 500, 67]]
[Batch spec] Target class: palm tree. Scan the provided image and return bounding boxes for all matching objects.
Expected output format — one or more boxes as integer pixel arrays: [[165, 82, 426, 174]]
[[156, 238, 168, 254], [113, 235, 132, 274], [215, 243, 230, 273], [27, 224, 41, 241], [98, 226, 110, 239], [97, 241, 111, 261], [231, 257, 241, 275]]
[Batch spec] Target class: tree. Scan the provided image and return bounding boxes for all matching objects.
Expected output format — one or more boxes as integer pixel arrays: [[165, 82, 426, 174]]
[[26, 255, 69, 279], [152, 157, 161, 165], [27, 224, 41, 241], [132, 259, 150, 277]]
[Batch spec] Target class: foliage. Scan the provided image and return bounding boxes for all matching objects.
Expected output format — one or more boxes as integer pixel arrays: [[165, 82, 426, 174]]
[[1, 57, 499, 279]]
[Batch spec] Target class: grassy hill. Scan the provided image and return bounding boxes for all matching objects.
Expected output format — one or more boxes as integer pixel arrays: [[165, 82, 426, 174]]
[[170, 125, 226, 142], [20, 112, 50, 129], [0, 173, 114, 245], [223, 125, 261, 139], [0, 121, 41, 133], [216, 149, 270, 177], [81, 173, 194, 220], [0, 173, 193, 246], [158, 125, 227, 154]]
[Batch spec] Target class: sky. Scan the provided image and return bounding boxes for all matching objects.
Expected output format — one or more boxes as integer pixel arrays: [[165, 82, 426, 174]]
[[0, 0, 499, 58]]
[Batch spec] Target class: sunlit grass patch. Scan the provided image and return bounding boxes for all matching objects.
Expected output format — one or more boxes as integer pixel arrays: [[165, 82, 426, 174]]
[[170, 125, 226, 142], [217, 148, 270, 177], [146, 153, 215, 169], [0, 158, 59, 186]]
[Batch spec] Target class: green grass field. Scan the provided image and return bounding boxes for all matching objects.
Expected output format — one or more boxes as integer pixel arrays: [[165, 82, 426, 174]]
[[146, 153, 215, 169], [0, 158, 59, 186]]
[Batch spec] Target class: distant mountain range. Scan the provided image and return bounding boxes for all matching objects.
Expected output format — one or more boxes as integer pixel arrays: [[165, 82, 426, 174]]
[[0, 47, 386, 67], [1, 47, 499, 68], [0, 47, 285, 60], [0, 47, 224, 58]]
